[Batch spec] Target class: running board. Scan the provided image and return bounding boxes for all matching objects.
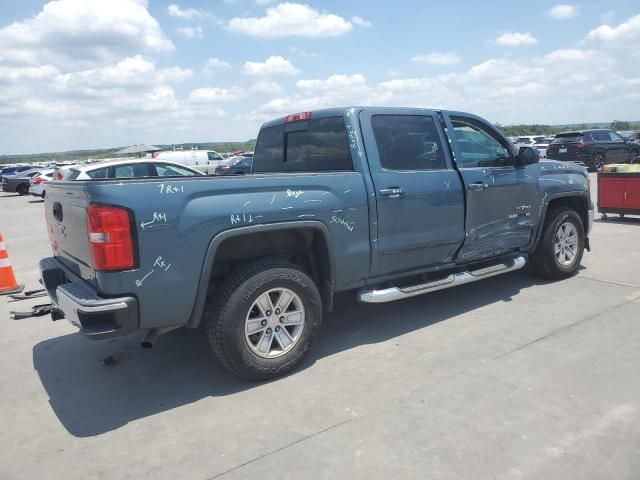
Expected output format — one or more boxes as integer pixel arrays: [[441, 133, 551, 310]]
[[358, 256, 526, 304]]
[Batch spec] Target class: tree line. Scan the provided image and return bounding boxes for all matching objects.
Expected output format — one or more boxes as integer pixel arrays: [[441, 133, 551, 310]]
[[497, 121, 640, 138]]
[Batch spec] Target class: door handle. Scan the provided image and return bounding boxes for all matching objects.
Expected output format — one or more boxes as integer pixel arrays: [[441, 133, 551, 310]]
[[468, 182, 489, 191], [380, 187, 404, 198]]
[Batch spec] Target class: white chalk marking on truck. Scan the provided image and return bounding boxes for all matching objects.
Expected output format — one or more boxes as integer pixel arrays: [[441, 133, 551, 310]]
[[135, 269, 155, 287], [286, 189, 304, 198], [330, 215, 355, 232], [271, 193, 277, 204], [140, 212, 168, 230], [158, 184, 184, 195], [230, 213, 254, 225], [153, 256, 172, 271]]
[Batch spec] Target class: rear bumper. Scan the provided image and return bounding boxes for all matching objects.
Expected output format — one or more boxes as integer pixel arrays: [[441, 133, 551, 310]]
[[39, 257, 138, 340]]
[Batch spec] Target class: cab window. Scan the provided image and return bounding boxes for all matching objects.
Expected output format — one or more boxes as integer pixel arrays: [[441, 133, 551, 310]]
[[450, 117, 512, 168]]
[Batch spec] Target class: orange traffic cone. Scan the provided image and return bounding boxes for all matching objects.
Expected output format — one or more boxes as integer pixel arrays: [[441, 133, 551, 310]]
[[0, 233, 24, 295]]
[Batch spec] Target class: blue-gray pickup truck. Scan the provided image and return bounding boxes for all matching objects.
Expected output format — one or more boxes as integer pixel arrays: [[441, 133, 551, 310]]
[[40, 107, 593, 379]]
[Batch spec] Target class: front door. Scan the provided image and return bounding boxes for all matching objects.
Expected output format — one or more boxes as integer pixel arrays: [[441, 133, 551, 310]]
[[442, 113, 539, 263], [360, 109, 466, 278]]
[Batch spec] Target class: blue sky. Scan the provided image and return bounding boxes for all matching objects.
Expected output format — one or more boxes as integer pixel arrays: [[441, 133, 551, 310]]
[[0, 0, 639, 154]]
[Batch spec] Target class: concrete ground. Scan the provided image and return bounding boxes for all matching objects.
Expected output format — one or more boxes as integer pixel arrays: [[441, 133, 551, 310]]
[[1, 175, 639, 479]]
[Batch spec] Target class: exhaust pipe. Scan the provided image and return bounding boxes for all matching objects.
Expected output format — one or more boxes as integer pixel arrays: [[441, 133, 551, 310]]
[[141, 325, 181, 349]]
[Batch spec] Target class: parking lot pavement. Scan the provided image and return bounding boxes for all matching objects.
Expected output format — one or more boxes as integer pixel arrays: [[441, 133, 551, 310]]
[[1, 180, 639, 480]]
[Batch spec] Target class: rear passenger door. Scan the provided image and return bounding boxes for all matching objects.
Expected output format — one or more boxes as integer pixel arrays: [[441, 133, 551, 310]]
[[442, 113, 539, 263], [360, 109, 465, 277]]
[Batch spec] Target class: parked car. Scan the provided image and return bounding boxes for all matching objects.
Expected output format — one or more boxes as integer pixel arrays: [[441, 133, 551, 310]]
[[0, 165, 32, 179], [29, 169, 55, 198], [532, 137, 554, 158], [40, 107, 592, 380], [514, 136, 546, 146], [153, 150, 224, 175], [1, 169, 43, 195], [215, 156, 253, 175], [546, 129, 640, 171], [65, 159, 205, 180]]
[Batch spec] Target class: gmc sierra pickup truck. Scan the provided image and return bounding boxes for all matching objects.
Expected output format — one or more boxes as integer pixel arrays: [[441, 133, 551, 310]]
[[40, 107, 593, 380]]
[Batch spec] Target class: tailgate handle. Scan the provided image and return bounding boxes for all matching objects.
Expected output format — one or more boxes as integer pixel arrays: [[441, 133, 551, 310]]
[[52, 202, 63, 222]]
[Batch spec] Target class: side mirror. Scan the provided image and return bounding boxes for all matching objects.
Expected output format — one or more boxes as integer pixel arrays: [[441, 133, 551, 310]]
[[516, 146, 539, 167]]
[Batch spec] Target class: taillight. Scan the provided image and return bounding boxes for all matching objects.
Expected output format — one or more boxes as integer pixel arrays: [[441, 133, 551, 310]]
[[567, 143, 588, 148], [56, 172, 63, 180], [285, 111, 311, 123], [33, 176, 46, 185], [87, 204, 136, 271]]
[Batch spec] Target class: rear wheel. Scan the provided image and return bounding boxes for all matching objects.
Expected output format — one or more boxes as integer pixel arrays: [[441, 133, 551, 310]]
[[205, 259, 322, 380], [16, 184, 28, 196], [593, 152, 605, 172], [530, 207, 585, 279]]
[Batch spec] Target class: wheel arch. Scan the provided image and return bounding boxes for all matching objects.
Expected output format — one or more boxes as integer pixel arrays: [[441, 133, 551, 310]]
[[531, 192, 590, 251], [186, 221, 335, 328]]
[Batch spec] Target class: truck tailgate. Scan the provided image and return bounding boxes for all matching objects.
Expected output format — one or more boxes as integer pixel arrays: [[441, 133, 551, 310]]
[[44, 183, 97, 285]]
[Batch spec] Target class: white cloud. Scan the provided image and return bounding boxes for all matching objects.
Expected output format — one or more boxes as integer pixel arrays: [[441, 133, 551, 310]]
[[296, 74, 367, 92], [177, 26, 204, 39], [411, 52, 461, 66], [243, 56, 299, 76], [168, 4, 205, 19], [52, 56, 192, 92], [203, 57, 232, 74], [548, 5, 579, 19], [496, 32, 538, 46], [586, 14, 640, 43], [0, 64, 59, 84], [188, 87, 246, 102], [351, 16, 372, 28], [250, 81, 285, 95], [0, 0, 174, 69], [288, 47, 321, 58], [228, 3, 353, 38]]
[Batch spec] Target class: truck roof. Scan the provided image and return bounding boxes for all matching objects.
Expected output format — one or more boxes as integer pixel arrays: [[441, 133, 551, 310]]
[[260, 106, 477, 129]]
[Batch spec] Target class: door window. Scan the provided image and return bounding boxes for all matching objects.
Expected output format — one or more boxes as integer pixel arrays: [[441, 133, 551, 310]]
[[608, 132, 625, 143], [591, 131, 610, 142], [450, 118, 512, 168], [371, 115, 446, 171]]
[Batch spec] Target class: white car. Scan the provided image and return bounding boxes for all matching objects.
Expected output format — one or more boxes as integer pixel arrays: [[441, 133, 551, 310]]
[[153, 150, 224, 175], [29, 169, 55, 198], [65, 158, 204, 180], [532, 137, 555, 158], [514, 135, 546, 146]]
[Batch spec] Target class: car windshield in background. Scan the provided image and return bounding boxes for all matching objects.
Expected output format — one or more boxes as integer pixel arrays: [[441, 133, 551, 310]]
[[516, 137, 533, 143], [552, 134, 584, 144]]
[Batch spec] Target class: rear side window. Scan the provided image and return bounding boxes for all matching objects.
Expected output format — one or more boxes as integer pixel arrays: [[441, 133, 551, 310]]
[[113, 164, 151, 179], [87, 167, 109, 179], [590, 131, 611, 142], [371, 115, 445, 170], [253, 117, 353, 173], [552, 134, 583, 144]]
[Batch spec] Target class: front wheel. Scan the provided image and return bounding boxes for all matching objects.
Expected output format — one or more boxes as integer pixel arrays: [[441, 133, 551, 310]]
[[205, 259, 322, 380], [530, 207, 585, 279]]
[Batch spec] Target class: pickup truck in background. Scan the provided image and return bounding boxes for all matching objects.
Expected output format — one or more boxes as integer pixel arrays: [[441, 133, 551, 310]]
[[40, 107, 593, 380]]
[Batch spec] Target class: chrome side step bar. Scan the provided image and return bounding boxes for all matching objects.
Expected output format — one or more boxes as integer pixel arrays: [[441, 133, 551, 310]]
[[358, 256, 526, 304]]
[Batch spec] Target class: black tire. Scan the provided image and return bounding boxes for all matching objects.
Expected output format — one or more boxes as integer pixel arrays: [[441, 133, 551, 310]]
[[530, 206, 585, 279], [41, 191, 46, 199], [16, 184, 28, 196], [205, 259, 322, 380], [592, 152, 605, 172]]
